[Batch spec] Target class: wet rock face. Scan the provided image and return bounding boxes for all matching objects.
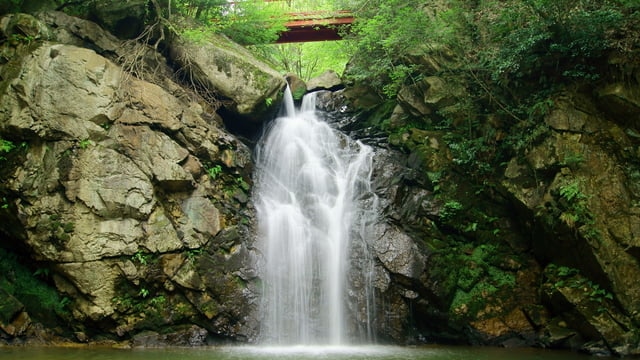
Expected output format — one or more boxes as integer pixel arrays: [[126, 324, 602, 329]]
[[0, 13, 266, 344], [342, 52, 640, 354]]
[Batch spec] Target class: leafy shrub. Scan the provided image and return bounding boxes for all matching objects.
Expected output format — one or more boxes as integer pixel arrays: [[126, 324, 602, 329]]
[[449, 244, 516, 320], [439, 200, 463, 221], [478, 0, 623, 85], [343, 0, 435, 98], [206, 164, 222, 179], [556, 179, 595, 230], [0, 248, 69, 322], [175, 0, 286, 46], [546, 263, 614, 309], [0, 139, 15, 161]]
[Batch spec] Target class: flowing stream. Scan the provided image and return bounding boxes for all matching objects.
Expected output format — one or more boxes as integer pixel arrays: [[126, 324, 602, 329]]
[[253, 88, 376, 345]]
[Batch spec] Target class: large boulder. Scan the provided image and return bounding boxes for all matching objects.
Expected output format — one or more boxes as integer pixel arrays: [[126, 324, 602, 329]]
[[168, 33, 286, 123], [0, 288, 30, 337], [397, 76, 466, 120], [88, 0, 147, 39], [284, 73, 307, 100], [541, 265, 638, 355], [307, 70, 344, 92]]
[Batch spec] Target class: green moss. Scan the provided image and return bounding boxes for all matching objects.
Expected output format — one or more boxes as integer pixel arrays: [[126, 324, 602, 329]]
[[457, 263, 484, 292], [439, 200, 464, 221], [427, 250, 462, 304], [439, 243, 518, 321], [291, 87, 306, 101], [199, 300, 220, 319], [450, 281, 499, 319]]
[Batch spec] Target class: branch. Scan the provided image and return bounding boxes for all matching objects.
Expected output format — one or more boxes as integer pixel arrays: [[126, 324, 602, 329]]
[[467, 67, 523, 123], [55, 0, 88, 11]]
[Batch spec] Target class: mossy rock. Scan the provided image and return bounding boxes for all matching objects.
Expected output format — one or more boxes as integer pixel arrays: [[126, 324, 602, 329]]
[[0, 287, 24, 324]]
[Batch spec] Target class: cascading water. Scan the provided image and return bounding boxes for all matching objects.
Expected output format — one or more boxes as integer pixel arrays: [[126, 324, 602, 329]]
[[254, 87, 377, 345]]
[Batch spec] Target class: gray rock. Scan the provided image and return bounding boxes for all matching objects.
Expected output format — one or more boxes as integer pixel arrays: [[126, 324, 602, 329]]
[[307, 70, 343, 92], [373, 223, 426, 279], [89, 0, 147, 39], [41, 11, 121, 54], [131, 325, 209, 347], [0, 44, 122, 140], [0, 18, 259, 341], [397, 76, 465, 118], [167, 33, 286, 122]]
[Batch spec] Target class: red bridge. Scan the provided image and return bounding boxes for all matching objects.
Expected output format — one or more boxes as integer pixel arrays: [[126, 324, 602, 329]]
[[277, 10, 354, 43]]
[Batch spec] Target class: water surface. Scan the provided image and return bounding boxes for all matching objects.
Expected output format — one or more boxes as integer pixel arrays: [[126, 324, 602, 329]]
[[0, 345, 609, 360]]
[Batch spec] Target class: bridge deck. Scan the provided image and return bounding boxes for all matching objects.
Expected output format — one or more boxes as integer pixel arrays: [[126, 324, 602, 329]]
[[217, 5, 354, 43], [276, 10, 353, 43], [278, 14, 353, 43]]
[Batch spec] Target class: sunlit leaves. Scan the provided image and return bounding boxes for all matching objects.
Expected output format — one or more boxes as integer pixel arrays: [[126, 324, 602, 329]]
[[342, 0, 434, 98]]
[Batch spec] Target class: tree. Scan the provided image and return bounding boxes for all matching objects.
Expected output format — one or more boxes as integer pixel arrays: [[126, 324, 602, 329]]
[[340, 0, 437, 98]]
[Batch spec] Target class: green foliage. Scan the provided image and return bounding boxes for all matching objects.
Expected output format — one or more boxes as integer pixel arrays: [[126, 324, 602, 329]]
[[445, 133, 494, 177], [8, 33, 37, 45], [206, 164, 222, 180], [0, 139, 15, 153], [78, 139, 93, 149], [0, 139, 15, 161], [47, 214, 74, 246], [478, 0, 623, 85], [173, 0, 229, 21], [1, 0, 23, 13], [149, 294, 166, 306], [235, 176, 250, 191], [176, 0, 287, 46], [556, 179, 596, 233], [112, 291, 166, 314], [449, 244, 516, 321], [439, 200, 463, 221], [0, 248, 69, 320], [456, 263, 484, 291], [341, 0, 634, 151], [558, 181, 586, 202], [132, 250, 152, 265], [427, 171, 443, 194], [179, 27, 212, 45], [343, 0, 434, 98], [250, 41, 350, 81], [546, 263, 614, 310], [186, 248, 203, 261], [138, 287, 150, 298]]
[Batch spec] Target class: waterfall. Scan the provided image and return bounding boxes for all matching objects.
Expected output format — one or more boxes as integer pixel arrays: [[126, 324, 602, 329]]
[[254, 87, 377, 345]]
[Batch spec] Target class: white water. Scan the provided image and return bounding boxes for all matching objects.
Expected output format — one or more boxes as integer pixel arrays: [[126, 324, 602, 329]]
[[254, 88, 376, 345]]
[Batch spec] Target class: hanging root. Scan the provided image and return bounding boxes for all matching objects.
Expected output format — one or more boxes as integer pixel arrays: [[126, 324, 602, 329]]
[[115, 0, 231, 113]]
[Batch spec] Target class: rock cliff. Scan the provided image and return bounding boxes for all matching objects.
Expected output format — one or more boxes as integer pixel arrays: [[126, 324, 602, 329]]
[[1, 3, 640, 357], [330, 11, 640, 355], [0, 11, 284, 344]]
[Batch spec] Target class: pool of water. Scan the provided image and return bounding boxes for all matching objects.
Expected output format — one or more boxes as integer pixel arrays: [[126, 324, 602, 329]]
[[0, 345, 610, 360]]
